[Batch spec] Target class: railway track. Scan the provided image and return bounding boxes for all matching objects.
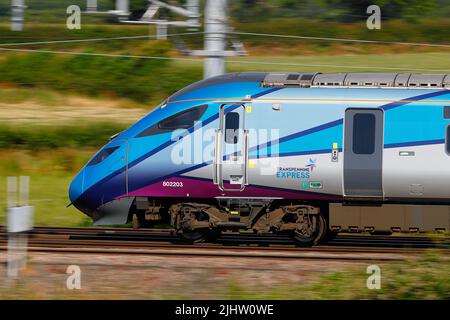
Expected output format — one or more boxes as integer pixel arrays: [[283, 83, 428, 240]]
[[0, 226, 448, 261]]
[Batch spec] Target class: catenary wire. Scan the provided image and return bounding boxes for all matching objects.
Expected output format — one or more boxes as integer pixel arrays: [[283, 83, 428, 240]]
[[1, 30, 449, 48], [0, 31, 204, 47], [230, 31, 450, 48], [0, 47, 448, 72]]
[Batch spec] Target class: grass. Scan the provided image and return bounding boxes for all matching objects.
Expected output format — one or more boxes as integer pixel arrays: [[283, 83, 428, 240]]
[[0, 51, 448, 107], [0, 174, 92, 227], [226, 52, 450, 73], [0, 123, 129, 149], [0, 41, 180, 103], [1, 17, 450, 44], [0, 18, 449, 104], [236, 18, 450, 46], [224, 252, 450, 300], [0, 149, 95, 226]]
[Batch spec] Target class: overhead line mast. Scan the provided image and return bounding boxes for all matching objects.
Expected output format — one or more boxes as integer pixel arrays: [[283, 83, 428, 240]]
[[11, 0, 25, 31], [115, 0, 246, 79]]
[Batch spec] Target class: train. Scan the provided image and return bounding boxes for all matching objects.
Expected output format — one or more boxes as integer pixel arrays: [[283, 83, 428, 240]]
[[69, 72, 450, 246]]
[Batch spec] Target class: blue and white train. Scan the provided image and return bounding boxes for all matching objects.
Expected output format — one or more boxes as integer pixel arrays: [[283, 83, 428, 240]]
[[69, 72, 450, 246]]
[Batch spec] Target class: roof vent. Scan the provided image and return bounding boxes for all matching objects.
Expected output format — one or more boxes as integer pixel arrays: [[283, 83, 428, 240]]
[[394, 74, 411, 87], [262, 72, 319, 87], [344, 73, 397, 87], [408, 74, 445, 88], [444, 75, 450, 88], [312, 73, 346, 86]]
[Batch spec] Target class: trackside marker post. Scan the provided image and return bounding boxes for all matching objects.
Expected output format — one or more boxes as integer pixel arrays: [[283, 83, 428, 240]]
[[6, 176, 33, 278]]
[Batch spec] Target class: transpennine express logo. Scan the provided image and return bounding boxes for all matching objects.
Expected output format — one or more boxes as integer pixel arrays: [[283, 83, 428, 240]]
[[276, 159, 317, 179], [306, 158, 317, 172]]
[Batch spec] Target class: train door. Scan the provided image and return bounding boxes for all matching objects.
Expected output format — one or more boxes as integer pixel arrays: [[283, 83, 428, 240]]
[[213, 104, 249, 191], [343, 108, 384, 200]]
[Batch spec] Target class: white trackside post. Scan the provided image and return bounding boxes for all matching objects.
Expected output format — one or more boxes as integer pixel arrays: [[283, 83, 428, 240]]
[[6, 176, 33, 278]]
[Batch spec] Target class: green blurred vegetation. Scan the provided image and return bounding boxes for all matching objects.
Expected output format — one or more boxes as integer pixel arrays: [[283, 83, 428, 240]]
[[225, 252, 450, 299], [1, 0, 449, 23], [0, 149, 95, 226], [236, 19, 450, 45], [0, 123, 127, 149], [224, 52, 450, 72], [1, 49, 448, 105], [1, 17, 450, 45], [0, 40, 198, 103], [231, 0, 450, 21], [0, 10, 448, 104]]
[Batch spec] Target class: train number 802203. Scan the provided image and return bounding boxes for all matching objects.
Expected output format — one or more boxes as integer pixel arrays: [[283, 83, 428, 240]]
[[162, 181, 184, 187]]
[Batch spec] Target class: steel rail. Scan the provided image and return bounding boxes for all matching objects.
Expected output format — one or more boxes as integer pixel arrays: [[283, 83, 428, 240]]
[[0, 226, 448, 261]]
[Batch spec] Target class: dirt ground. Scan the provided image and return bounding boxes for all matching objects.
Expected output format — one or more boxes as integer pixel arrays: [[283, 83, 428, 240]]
[[0, 251, 369, 299]]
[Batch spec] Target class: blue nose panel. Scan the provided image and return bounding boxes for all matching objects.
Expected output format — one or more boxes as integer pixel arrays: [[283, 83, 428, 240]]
[[69, 170, 84, 203]]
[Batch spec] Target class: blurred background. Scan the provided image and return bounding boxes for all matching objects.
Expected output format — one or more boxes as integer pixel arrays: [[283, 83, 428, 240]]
[[0, 0, 449, 227]]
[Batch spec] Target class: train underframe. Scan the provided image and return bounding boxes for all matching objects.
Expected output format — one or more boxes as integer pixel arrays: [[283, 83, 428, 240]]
[[130, 197, 332, 246]]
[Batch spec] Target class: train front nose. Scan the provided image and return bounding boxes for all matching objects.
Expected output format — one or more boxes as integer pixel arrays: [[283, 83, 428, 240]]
[[69, 169, 84, 204], [69, 169, 93, 217]]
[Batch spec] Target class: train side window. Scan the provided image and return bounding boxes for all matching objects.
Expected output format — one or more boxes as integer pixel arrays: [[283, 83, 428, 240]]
[[353, 113, 375, 154], [446, 126, 450, 154], [136, 105, 207, 137], [225, 112, 240, 144], [444, 106, 450, 119], [87, 146, 119, 166]]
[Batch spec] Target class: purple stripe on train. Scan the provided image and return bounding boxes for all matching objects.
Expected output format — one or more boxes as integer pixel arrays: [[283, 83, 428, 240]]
[[117, 176, 341, 200]]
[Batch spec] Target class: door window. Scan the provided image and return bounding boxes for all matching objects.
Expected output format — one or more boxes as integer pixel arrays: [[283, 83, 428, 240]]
[[352, 113, 376, 155], [225, 112, 240, 144]]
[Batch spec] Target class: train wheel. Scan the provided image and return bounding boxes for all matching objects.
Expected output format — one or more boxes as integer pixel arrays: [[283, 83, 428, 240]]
[[179, 228, 219, 243], [180, 229, 207, 243], [291, 213, 327, 247]]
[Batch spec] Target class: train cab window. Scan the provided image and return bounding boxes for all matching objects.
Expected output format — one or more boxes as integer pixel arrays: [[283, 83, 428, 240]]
[[136, 105, 207, 137], [444, 106, 450, 119], [446, 126, 450, 154], [224, 112, 240, 144], [352, 113, 375, 155], [87, 146, 119, 166]]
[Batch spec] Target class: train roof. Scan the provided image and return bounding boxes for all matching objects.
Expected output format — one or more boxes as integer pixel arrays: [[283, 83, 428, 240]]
[[168, 72, 450, 103], [262, 72, 450, 89], [168, 72, 268, 101]]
